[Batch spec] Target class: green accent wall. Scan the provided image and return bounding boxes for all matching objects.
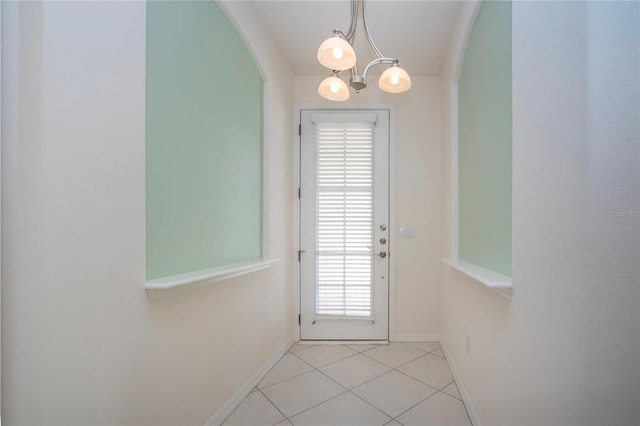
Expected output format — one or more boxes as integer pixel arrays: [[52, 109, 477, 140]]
[[458, 0, 512, 277], [146, 0, 263, 280]]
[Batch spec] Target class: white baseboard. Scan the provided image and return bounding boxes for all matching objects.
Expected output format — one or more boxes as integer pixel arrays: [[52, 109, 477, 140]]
[[439, 339, 481, 426], [298, 340, 388, 345], [206, 337, 294, 426], [393, 332, 441, 342]]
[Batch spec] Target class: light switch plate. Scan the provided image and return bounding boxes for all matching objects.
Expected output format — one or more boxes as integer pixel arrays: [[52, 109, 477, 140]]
[[399, 226, 416, 239]]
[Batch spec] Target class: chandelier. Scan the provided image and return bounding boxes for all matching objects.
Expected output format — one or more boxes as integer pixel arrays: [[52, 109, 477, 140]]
[[317, 0, 412, 101]]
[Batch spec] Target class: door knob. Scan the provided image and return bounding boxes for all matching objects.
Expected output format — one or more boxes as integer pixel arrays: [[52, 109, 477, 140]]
[[373, 251, 387, 258]]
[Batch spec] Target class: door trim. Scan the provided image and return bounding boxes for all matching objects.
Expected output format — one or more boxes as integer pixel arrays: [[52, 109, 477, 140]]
[[293, 104, 397, 342]]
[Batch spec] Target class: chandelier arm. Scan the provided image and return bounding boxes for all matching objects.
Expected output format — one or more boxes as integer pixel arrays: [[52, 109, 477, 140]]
[[361, 0, 385, 59], [350, 62, 359, 79], [334, 29, 349, 40], [361, 57, 398, 79]]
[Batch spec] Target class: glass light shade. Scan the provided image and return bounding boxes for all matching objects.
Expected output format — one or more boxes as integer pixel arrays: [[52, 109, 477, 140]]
[[318, 75, 350, 101], [378, 65, 412, 93], [317, 36, 357, 71]]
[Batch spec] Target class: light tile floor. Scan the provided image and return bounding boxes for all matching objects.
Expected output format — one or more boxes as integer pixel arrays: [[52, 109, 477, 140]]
[[222, 342, 472, 426]]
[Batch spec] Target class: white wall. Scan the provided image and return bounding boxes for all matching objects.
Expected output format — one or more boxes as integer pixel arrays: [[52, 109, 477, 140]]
[[441, 1, 639, 424], [1, 1, 294, 424], [295, 75, 443, 339]]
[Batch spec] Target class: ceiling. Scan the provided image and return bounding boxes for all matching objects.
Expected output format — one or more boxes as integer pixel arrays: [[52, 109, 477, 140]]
[[248, 0, 463, 77]]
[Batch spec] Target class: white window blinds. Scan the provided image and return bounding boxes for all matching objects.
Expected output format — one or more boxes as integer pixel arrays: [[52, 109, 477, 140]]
[[313, 120, 375, 318]]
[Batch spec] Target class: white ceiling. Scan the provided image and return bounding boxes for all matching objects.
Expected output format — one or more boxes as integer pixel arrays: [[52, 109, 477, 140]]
[[248, 0, 463, 77]]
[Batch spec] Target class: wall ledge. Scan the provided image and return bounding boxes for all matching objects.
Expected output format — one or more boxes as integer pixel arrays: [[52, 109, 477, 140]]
[[443, 258, 512, 299], [145, 258, 280, 290]]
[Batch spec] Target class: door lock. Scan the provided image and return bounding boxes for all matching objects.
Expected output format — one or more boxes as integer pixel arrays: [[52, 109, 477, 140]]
[[379, 224, 387, 231]]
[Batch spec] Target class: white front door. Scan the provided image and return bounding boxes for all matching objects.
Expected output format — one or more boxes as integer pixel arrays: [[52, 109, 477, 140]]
[[299, 109, 390, 341]]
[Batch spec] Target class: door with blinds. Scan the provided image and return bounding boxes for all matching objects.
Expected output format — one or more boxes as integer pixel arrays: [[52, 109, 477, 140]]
[[299, 109, 389, 340]]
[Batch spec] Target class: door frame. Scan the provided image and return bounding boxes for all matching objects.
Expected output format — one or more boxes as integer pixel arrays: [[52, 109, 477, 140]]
[[293, 104, 397, 342]]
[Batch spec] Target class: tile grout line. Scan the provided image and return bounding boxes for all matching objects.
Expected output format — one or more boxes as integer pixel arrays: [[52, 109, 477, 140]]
[[350, 344, 465, 421], [258, 348, 352, 422], [290, 346, 361, 369], [289, 348, 398, 423], [270, 345, 362, 382], [441, 379, 464, 401], [331, 345, 401, 419], [280, 345, 415, 422], [385, 345, 472, 424], [257, 388, 291, 426], [391, 390, 450, 423], [257, 351, 317, 391], [284, 355, 351, 421], [393, 361, 447, 391], [359, 348, 425, 370], [230, 342, 469, 425], [349, 344, 446, 420], [280, 347, 354, 422], [284, 389, 352, 423], [346, 388, 397, 423]]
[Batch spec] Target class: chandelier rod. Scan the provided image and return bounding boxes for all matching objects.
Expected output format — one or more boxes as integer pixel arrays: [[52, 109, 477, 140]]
[[361, 0, 384, 59], [345, 0, 358, 42], [361, 57, 398, 79]]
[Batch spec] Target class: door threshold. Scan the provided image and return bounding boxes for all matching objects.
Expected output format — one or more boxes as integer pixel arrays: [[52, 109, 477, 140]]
[[297, 340, 389, 345]]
